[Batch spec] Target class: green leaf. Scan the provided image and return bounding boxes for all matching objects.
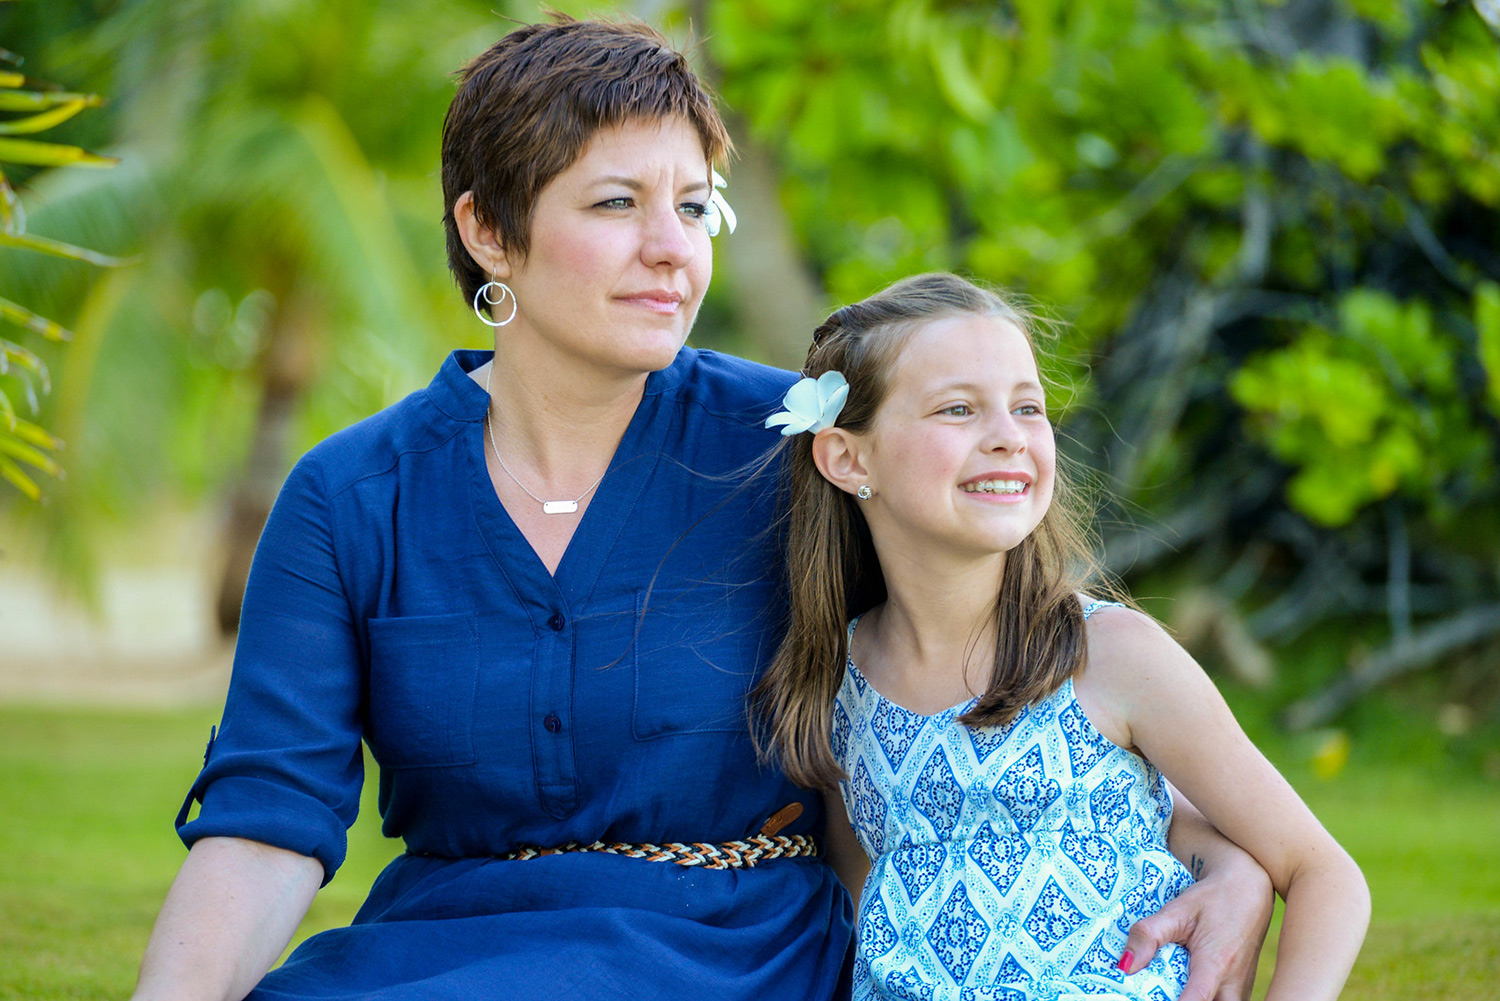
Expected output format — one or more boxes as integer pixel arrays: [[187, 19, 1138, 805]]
[[0, 136, 118, 168], [0, 72, 23, 89], [1477, 282, 1500, 415], [4, 414, 60, 450], [0, 173, 21, 232], [1, 335, 47, 377], [0, 294, 73, 341], [0, 229, 137, 266], [0, 453, 41, 500], [0, 90, 102, 112], [0, 99, 92, 135], [0, 431, 63, 475]]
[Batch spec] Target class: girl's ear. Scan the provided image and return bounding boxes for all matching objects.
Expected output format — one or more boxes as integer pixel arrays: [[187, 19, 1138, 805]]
[[812, 428, 870, 498], [453, 191, 514, 280]]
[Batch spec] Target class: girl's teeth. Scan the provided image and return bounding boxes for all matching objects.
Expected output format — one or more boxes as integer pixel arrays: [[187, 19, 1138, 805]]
[[963, 479, 1026, 494]]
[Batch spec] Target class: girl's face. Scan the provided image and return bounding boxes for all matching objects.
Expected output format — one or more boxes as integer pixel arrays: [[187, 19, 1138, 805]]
[[856, 313, 1056, 565]]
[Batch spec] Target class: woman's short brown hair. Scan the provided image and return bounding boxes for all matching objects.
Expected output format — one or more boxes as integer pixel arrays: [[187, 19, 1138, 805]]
[[441, 14, 733, 314]]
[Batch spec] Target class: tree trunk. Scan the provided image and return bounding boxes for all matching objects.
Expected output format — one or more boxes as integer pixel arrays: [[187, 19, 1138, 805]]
[[214, 288, 318, 635]]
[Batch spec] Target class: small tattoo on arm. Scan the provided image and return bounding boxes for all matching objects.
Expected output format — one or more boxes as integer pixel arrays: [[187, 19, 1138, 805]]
[[1190, 853, 1205, 880]]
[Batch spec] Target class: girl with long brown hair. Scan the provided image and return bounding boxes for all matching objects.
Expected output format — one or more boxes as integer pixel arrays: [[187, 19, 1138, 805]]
[[756, 272, 1368, 1000]]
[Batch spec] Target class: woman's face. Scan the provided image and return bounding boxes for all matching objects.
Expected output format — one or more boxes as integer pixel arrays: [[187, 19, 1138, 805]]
[[490, 116, 714, 381]]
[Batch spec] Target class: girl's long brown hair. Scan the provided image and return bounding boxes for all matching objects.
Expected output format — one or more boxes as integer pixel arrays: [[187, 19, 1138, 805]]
[[752, 273, 1121, 791]]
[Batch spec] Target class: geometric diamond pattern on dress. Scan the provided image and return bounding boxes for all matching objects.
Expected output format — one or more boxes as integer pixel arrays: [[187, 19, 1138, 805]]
[[965, 823, 1029, 897], [1061, 821, 1120, 898], [895, 842, 947, 907], [1116, 860, 1166, 935], [1059, 700, 1113, 779], [851, 757, 889, 856], [1022, 876, 1089, 952], [924, 881, 990, 983], [913, 746, 964, 841], [993, 743, 1061, 831], [994, 952, 1034, 988], [967, 704, 1024, 764], [1072, 927, 1127, 981], [872, 697, 927, 772], [832, 702, 852, 763], [860, 898, 900, 958], [1089, 769, 1137, 831], [835, 603, 1192, 1001]]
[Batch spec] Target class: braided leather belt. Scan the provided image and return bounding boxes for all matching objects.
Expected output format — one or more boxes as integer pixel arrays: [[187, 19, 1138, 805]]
[[501, 833, 820, 869]]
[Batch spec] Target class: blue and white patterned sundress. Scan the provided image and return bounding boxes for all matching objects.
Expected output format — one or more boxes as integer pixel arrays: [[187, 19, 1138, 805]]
[[834, 601, 1194, 1001]]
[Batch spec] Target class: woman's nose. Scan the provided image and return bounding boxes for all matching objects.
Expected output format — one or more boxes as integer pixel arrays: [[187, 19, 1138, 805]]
[[640, 203, 695, 269]]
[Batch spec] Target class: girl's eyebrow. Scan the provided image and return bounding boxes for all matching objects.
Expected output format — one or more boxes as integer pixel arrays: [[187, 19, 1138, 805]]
[[924, 378, 1045, 396]]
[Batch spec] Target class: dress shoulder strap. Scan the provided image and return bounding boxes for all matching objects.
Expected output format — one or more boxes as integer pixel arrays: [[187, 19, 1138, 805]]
[[1080, 599, 1124, 621]]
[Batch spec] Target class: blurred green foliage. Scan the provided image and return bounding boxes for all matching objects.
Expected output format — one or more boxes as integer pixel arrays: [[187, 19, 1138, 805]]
[[0, 5, 124, 500], [0, 0, 1496, 728]]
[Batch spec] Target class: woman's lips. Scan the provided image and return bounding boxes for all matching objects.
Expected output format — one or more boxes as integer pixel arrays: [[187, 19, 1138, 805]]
[[617, 292, 683, 314]]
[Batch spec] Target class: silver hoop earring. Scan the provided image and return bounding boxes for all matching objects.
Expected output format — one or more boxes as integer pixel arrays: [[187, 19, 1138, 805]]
[[856, 485, 873, 500], [473, 278, 518, 327]]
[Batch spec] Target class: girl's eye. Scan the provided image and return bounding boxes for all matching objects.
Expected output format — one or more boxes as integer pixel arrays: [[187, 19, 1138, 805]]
[[595, 197, 633, 209], [941, 404, 973, 417], [1013, 403, 1045, 417], [680, 201, 708, 219]]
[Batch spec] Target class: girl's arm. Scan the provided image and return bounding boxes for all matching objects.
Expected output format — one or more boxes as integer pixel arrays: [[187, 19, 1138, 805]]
[[822, 791, 870, 911], [131, 836, 322, 1001], [1122, 787, 1274, 1000], [1087, 609, 1370, 1001]]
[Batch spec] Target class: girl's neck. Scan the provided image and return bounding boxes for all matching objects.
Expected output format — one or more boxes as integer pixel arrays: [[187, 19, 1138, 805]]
[[863, 549, 1007, 691]]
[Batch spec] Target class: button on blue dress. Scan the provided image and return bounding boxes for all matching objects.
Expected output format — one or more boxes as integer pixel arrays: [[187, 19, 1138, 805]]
[[177, 348, 853, 1000]]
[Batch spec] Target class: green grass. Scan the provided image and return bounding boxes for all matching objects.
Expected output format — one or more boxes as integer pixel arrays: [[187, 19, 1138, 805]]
[[1, 705, 1496, 999]]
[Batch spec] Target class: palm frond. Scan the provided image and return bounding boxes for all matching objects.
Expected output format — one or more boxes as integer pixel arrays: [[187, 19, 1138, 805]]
[[0, 136, 118, 169], [0, 229, 138, 266], [0, 293, 72, 341]]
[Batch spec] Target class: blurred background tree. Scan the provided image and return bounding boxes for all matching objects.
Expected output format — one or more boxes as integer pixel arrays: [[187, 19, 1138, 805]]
[[2, 0, 1497, 760]]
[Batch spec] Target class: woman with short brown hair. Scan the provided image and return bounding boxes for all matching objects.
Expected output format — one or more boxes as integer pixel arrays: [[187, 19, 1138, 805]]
[[130, 16, 1271, 1001]]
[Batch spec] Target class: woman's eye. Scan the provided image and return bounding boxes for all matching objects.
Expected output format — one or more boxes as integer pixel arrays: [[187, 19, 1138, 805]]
[[595, 197, 634, 209], [941, 404, 972, 417], [1014, 403, 1045, 417], [680, 201, 708, 219]]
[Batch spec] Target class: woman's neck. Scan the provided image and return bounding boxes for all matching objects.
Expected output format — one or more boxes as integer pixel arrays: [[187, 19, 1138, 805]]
[[474, 335, 648, 484]]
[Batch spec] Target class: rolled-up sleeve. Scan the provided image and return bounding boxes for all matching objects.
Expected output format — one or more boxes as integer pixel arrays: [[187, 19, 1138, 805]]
[[177, 452, 364, 885]]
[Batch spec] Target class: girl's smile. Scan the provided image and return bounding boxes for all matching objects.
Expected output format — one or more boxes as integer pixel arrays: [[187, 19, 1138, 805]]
[[855, 313, 1056, 564]]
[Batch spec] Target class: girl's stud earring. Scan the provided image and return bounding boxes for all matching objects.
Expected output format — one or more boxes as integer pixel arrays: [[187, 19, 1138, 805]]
[[856, 485, 873, 500]]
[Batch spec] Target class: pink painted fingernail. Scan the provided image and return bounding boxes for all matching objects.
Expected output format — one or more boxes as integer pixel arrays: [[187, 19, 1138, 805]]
[[1116, 950, 1133, 972]]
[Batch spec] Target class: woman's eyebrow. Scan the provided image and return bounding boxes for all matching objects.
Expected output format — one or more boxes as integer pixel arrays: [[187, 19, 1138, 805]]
[[591, 175, 710, 194]]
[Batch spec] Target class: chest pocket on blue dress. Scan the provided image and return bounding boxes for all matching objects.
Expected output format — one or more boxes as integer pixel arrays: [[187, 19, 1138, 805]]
[[630, 583, 779, 741], [366, 612, 479, 768]]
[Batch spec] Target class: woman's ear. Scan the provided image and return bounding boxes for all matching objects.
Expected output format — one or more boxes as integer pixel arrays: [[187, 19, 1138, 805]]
[[812, 428, 870, 498], [453, 191, 513, 280]]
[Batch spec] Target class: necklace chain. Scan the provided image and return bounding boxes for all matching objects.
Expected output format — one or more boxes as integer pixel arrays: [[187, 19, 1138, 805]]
[[484, 363, 607, 515]]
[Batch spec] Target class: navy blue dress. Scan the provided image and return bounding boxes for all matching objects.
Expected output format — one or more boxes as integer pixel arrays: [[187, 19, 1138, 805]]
[[178, 348, 852, 1000]]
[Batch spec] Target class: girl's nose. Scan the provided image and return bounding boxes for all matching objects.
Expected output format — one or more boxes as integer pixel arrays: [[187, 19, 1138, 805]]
[[985, 412, 1027, 453]]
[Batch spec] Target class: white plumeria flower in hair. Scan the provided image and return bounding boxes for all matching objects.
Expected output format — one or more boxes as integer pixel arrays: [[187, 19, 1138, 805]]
[[765, 371, 849, 436], [704, 169, 737, 237]]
